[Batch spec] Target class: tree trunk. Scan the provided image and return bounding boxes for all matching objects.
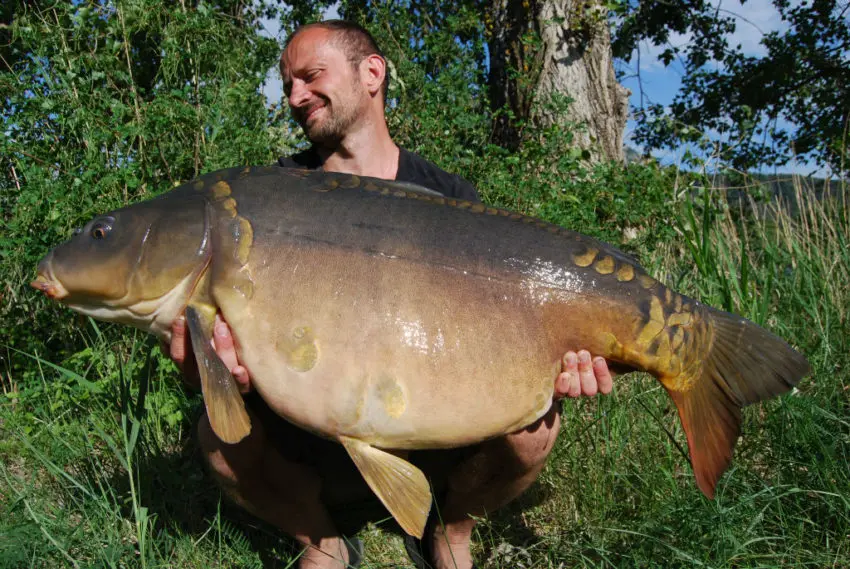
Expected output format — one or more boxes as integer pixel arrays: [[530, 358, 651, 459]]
[[487, 0, 630, 162]]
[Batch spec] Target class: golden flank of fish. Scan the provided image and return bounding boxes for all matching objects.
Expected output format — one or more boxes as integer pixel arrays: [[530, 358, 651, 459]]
[[31, 166, 810, 538]]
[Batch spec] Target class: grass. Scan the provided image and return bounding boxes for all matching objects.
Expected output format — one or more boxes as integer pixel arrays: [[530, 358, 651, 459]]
[[1, 174, 848, 568]]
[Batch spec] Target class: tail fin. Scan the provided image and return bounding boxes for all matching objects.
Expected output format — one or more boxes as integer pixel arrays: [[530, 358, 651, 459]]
[[666, 310, 810, 497]]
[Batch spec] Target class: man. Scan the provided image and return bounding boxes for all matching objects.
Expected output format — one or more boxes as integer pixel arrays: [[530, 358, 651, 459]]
[[170, 20, 613, 569]]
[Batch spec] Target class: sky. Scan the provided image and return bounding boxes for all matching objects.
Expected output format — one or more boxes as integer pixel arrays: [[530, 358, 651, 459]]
[[616, 0, 827, 176], [258, 1, 826, 176]]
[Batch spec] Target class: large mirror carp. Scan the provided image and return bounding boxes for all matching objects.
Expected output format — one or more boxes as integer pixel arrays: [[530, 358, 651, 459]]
[[32, 166, 810, 537]]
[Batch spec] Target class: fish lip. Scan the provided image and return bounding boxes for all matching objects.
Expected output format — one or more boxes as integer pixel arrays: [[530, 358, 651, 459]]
[[30, 275, 69, 300], [30, 259, 69, 300]]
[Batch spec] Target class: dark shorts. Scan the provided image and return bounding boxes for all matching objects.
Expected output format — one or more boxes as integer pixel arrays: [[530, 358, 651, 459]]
[[244, 393, 478, 534]]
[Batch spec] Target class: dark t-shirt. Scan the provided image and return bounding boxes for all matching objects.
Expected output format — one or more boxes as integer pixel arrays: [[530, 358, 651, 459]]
[[277, 147, 480, 202]]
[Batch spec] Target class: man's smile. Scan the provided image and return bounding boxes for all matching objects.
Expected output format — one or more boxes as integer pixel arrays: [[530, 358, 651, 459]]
[[302, 103, 326, 124]]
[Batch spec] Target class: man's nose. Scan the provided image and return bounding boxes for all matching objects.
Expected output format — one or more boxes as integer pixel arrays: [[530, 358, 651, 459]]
[[288, 80, 309, 108]]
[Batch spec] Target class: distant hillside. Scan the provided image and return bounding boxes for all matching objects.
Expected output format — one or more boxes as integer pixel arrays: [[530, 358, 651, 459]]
[[712, 172, 835, 197], [623, 147, 844, 213], [706, 172, 845, 217]]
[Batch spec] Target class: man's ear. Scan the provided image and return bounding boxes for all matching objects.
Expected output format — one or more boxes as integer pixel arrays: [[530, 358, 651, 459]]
[[361, 54, 386, 97]]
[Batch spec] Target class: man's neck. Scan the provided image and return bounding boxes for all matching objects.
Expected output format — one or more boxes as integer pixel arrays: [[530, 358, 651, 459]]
[[314, 122, 400, 180]]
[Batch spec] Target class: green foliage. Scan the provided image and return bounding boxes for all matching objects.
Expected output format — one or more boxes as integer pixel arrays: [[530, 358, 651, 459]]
[[2, 0, 291, 370], [468, 100, 679, 252], [613, 0, 850, 173], [0, 328, 269, 568]]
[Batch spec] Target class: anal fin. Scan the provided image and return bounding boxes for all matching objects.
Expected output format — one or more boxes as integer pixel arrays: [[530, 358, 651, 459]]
[[340, 436, 431, 538], [185, 304, 251, 444]]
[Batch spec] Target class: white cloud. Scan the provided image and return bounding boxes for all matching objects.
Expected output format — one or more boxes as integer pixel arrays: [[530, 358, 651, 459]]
[[636, 31, 692, 74], [634, 0, 796, 73], [717, 0, 787, 57]]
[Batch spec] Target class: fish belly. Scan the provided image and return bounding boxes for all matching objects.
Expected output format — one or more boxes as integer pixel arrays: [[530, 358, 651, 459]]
[[218, 242, 590, 449]]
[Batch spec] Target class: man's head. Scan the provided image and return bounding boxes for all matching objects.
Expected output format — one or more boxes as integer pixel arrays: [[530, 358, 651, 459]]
[[280, 21, 389, 145]]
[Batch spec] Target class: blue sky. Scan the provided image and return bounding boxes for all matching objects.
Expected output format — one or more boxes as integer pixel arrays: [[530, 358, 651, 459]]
[[616, 0, 827, 176], [259, 1, 826, 176]]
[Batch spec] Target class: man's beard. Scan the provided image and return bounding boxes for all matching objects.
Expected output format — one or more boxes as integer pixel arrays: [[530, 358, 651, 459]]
[[301, 84, 365, 145]]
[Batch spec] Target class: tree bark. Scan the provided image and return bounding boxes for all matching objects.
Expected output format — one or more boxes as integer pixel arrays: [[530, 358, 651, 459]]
[[487, 0, 630, 162]]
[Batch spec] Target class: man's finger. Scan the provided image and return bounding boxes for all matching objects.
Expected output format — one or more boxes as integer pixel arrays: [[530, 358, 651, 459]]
[[170, 316, 188, 366], [593, 356, 613, 394], [212, 314, 253, 393], [577, 350, 598, 397], [232, 365, 251, 393], [556, 351, 582, 399], [212, 314, 240, 371]]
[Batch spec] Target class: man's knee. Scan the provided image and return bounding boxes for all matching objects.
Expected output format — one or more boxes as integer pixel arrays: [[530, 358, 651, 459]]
[[504, 404, 562, 468], [447, 406, 561, 497], [198, 412, 326, 503], [197, 412, 266, 485]]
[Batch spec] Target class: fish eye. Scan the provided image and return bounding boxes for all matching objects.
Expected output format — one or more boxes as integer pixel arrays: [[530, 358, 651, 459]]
[[91, 221, 112, 240]]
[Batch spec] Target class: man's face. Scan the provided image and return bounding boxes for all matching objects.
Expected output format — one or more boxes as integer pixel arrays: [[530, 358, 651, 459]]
[[281, 28, 369, 145]]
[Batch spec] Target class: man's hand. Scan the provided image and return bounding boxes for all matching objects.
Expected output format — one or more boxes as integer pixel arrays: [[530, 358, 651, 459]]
[[555, 351, 613, 399], [168, 314, 252, 393]]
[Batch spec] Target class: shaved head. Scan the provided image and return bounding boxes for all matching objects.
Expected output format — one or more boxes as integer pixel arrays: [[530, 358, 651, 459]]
[[283, 20, 389, 101]]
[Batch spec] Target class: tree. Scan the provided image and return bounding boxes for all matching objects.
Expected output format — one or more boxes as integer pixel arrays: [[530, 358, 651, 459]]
[[613, 0, 850, 173], [487, 0, 630, 162], [1, 0, 285, 359]]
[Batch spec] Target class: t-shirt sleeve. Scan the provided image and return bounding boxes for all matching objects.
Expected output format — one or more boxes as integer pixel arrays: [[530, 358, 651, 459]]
[[445, 175, 480, 202], [277, 148, 322, 170], [396, 149, 481, 202]]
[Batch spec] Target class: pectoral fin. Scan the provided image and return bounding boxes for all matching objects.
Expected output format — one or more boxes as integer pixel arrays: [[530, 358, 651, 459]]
[[340, 436, 431, 538], [185, 304, 251, 444]]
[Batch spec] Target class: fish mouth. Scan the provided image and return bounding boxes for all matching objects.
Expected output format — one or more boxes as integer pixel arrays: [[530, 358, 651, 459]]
[[30, 259, 69, 300]]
